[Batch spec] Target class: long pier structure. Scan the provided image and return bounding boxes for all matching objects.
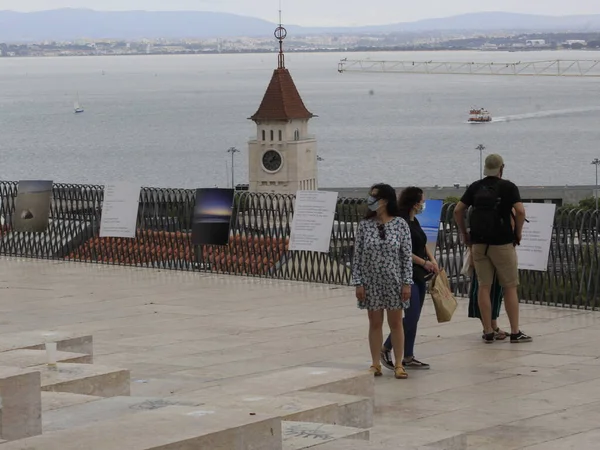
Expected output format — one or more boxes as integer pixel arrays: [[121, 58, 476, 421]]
[[337, 59, 600, 77]]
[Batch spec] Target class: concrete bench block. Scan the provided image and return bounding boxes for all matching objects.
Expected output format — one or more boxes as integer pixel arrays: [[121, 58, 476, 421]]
[[282, 421, 369, 450], [0, 367, 42, 441], [286, 391, 373, 429], [41, 392, 102, 412], [2, 406, 283, 450], [0, 331, 93, 357], [0, 349, 92, 368], [36, 363, 130, 397]]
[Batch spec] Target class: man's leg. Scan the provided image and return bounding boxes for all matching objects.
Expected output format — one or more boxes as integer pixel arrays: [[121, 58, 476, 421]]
[[503, 286, 520, 335], [489, 244, 532, 343], [490, 274, 507, 339], [472, 244, 495, 337]]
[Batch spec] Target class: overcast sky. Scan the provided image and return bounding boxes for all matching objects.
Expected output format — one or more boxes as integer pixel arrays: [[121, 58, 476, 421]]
[[1, 0, 599, 26]]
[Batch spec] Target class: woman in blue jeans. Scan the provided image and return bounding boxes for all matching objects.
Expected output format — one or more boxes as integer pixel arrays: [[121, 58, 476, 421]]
[[380, 187, 439, 371]]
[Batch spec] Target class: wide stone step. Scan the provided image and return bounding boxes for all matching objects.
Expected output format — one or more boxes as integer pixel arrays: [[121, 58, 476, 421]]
[[256, 367, 373, 398], [42, 396, 204, 432], [179, 392, 341, 426], [43, 393, 345, 436], [288, 391, 373, 428], [35, 362, 130, 397], [41, 392, 102, 412], [42, 391, 363, 435], [0, 349, 91, 368], [283, 421, 369, 450], [2, 405, 282, 450], [191, 366, 374, 400], [312, 434, 467, 449], [308, 441, 385, 449], [0, 330, 93, 356]]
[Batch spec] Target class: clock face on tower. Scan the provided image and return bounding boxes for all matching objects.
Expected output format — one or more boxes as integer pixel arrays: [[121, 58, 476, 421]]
[[262, 149, 283, 172]]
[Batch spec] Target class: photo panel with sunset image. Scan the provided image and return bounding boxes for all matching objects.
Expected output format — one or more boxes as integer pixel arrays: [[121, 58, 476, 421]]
[[192, 188, 235, 246], [419, 199, 443, 255], [13, 180, 53, 233]]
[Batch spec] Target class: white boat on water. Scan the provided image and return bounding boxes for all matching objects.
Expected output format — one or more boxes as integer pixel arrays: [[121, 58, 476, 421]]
[[74, 93, 84, 114], [468, 107, 491, 123]]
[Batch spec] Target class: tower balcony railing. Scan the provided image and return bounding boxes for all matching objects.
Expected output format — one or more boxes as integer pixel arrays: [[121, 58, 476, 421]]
[[248, 134, 316, 142]]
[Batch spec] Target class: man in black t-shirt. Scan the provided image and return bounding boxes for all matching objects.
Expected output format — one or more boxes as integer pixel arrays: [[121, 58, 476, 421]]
[[454, 154, 532, 344]]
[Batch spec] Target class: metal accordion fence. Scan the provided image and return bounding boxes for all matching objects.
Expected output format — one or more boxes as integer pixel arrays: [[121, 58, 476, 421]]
[[0, 181, 599, 309]]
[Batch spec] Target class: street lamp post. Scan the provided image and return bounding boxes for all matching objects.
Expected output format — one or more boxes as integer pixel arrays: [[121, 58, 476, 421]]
[[592, 158, 600, 210], [227, 147, 240, 189], [476, 144, 486, 179]]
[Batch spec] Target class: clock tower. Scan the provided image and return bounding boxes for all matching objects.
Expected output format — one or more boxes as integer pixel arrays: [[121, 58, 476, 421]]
[[248, 24, 317, 194]]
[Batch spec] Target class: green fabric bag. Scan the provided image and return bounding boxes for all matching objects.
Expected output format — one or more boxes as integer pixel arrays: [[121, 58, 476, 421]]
[[468, 270, 503, 320]]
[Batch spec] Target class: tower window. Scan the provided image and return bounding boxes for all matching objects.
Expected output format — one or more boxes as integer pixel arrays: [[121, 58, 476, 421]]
[[278, 130, 282, 141], [262, 130, 266, 140], [270, 130, 274, 141], [294, 129, 300, 140]]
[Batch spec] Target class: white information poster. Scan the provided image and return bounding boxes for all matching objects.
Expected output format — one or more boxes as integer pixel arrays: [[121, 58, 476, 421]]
[[517, 203, 556, 272], [289, 191, 338, 253], [99, 182, 141, 238]]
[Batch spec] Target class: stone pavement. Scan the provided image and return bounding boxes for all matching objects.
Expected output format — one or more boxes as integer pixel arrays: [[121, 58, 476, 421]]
[[2, 257, 600, 449]]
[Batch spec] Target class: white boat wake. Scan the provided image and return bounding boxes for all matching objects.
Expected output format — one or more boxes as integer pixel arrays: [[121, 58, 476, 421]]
[[492, 106, 600, 123]]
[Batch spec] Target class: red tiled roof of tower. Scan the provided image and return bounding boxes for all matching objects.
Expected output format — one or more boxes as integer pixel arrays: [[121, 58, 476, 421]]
[[250, 68, 314, 121]]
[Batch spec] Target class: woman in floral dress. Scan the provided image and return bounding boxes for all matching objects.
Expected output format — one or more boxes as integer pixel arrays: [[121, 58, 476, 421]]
[[351, 184, 413, 379]]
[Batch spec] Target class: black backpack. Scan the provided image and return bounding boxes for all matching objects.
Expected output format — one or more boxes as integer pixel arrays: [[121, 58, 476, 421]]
[[468, 183, 504, 244]]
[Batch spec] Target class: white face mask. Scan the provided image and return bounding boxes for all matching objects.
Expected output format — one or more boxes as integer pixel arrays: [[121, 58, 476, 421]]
[[367, 196, 380, 212], [416, 202, 426, 215]]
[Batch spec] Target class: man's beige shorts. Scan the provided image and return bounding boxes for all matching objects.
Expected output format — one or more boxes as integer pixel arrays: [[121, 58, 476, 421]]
[[472, 243, 519, 288]]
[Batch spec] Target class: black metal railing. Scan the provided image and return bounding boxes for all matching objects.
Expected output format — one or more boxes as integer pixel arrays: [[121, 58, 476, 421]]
[[1, 181, 599, 309]]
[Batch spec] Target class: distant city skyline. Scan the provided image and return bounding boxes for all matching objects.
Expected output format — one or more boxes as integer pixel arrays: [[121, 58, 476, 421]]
[[2, 0, 600, 27]]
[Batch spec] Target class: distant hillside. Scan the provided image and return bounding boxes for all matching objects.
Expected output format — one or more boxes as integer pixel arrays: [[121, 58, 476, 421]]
[[1, 9, 600, 42], [0, 9, 278, 41], [385, 12, 600, 32]]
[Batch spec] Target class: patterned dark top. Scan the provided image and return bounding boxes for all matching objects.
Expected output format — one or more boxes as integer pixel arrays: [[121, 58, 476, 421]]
[[351, 217, 413, 311]]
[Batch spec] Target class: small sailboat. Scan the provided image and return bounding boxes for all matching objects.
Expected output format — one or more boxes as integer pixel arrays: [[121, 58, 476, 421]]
[[74, 93, 84, 114]]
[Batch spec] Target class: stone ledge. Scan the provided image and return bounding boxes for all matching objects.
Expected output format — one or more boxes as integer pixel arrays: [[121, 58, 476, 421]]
[[191, 367, 374, 399], [41, 392, 103, 412], [0, 349, 92, 368], [310, 440, 386, 449], [287, 391, 373, 429], [282, 421, 369, 450], [36, 363, 130, 397], [0, 331, 93, 357], [2, 406, 283, 450], [42, 396, 204, 433], [179, 392, 340, 426]]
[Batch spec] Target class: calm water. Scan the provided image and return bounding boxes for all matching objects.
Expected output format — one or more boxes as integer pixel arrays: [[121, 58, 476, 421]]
[[0, 50, 599, 189]]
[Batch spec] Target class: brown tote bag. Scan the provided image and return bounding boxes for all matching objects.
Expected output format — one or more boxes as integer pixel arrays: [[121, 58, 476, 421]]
[[430, 269, 458, 323]]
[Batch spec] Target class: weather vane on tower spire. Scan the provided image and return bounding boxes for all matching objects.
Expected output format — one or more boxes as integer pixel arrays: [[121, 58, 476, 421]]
[[275, 0, 287, 69]]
